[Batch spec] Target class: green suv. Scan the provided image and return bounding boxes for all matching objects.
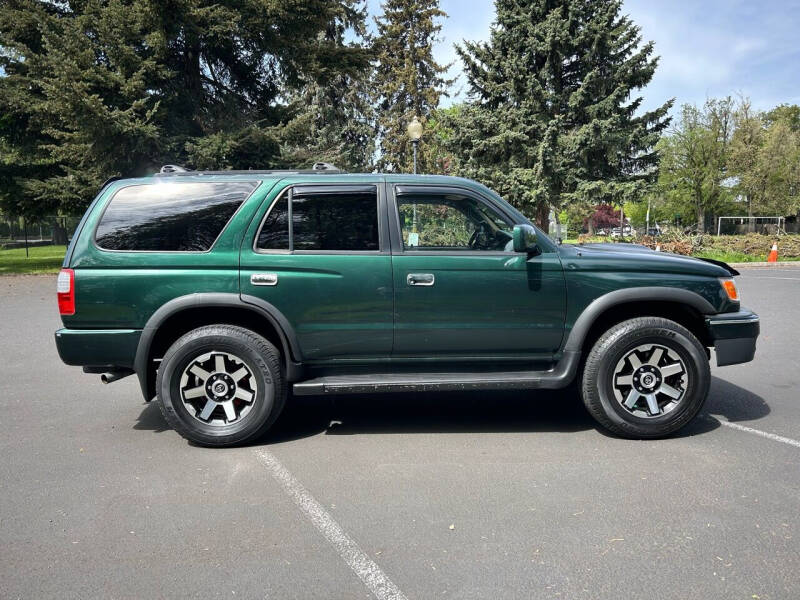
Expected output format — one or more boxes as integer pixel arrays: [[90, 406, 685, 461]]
[[55, 167, 759, 446]]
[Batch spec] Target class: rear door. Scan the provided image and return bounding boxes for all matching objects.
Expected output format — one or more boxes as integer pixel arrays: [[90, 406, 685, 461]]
[[389, 184, 566, 358], [239, 180, 394, 361]]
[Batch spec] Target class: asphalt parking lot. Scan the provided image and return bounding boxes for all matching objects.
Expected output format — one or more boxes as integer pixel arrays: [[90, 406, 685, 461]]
[[1, 269, 798, 600]]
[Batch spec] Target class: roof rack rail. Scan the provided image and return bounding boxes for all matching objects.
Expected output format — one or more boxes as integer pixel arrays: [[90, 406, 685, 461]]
[[159, 165, 188, 173], [154, 163, 343, 177]]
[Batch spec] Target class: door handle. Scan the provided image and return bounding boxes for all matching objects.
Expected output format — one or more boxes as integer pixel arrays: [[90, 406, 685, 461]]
[[407, 273, 435, 286], [251, 272, 278, 286]]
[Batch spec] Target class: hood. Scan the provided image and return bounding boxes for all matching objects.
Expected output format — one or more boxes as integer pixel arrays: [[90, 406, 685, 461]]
[[561, 243, 738, 277]]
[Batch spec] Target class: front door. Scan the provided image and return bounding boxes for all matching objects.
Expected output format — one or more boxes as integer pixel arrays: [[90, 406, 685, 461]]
[[389, 185, 566, 358], [240, 182, 393, 361]]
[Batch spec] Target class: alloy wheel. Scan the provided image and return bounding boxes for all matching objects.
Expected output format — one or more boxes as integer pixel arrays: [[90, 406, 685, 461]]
[[611, 343, 688, 418], [179, 351, 258, 426]]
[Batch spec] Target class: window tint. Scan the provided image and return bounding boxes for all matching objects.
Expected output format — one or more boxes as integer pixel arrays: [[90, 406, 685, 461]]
[[256, 186, 379, 251], [96, 182, 257, 251], [397, 194, 513, 251], [256, 195, 290, 249]]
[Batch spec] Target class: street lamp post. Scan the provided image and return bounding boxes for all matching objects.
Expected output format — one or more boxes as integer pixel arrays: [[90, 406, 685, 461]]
[[407, 116, 423, 175], [406, 116, 424, 238]]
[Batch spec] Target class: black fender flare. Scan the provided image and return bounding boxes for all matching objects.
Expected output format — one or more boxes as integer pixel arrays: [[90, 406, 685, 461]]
[[133, 293, 302, 400], [562, 286, 716, 353]]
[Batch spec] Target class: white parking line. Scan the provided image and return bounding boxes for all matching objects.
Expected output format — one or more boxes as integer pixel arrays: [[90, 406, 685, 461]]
[[711, 416, 800, 449], [253, 449, 408, 600]]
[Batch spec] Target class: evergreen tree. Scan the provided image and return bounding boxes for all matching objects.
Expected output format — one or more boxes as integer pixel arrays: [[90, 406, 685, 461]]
[[447, 0, 672, 228], [373, 0, 452, 173], [279, 1, 376, 172], [0, 0, 370, 217]]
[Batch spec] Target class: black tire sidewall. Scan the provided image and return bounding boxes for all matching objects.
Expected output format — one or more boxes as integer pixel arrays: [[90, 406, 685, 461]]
[[157, 328, 280, 446], [584, 319, 710, 437]]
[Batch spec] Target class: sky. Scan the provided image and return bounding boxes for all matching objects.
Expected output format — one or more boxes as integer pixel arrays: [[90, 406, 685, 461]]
[[366, 0, 800, 115]]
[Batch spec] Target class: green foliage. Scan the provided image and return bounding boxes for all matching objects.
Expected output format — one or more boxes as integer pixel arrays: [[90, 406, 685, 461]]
[[373, 0, 453, 173], [729, 101, 800, 219], [655, 98, 737, 232], [279, 2, 377, 172], [398, 203, 473, 246], [445, 0, 672, 228], [0, 0, 372, 217]]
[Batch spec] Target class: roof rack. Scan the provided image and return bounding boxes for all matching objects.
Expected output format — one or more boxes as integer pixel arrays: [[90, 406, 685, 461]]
[[155, 162, 343, 177]]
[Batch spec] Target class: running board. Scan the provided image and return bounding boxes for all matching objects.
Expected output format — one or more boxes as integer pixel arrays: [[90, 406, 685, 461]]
[[292, 352, 580, 396]]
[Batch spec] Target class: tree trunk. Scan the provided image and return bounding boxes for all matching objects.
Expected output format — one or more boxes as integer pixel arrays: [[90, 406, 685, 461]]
[[535, 202, 549, 232], [696, 205, 705, 233], [52, 218, 67, 245]]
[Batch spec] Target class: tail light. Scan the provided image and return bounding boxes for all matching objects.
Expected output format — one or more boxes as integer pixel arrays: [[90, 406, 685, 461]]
[[57, 268, 75, 315]]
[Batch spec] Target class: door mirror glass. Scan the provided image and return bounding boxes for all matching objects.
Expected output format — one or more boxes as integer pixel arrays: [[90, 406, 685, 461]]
[[512, 224, 538, 253]]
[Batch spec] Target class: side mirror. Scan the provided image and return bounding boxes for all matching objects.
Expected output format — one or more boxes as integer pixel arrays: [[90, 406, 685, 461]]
[[512, 224, 538, 253]]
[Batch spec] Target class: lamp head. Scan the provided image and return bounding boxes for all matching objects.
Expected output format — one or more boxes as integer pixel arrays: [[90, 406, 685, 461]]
[[407, 116, 423, 141]]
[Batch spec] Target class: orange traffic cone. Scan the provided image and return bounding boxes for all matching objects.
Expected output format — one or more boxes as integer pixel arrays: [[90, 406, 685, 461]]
[[767, 242, 778, 262], [655, 244, 661, 252]]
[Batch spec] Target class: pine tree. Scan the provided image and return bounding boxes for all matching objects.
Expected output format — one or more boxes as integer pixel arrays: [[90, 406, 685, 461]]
[[447, 0, 672, 228], [279, 1, 377, 172], [373, 0, 452, 173], [0, 0, 370, 217]]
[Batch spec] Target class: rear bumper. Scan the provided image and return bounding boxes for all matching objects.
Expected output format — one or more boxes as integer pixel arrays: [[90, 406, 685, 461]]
[[705, 308, 760, 367], [55, 328, 141, 369]]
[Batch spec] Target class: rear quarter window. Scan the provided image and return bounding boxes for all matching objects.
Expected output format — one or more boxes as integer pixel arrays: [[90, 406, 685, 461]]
[[95, 181, 258, 251]]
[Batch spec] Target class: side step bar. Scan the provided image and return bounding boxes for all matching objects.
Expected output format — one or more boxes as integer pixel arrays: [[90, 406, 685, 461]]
[[292, 352, 580, 395]]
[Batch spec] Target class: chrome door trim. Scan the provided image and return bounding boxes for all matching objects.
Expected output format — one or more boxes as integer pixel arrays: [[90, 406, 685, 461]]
[[407, 273, 435, 286]]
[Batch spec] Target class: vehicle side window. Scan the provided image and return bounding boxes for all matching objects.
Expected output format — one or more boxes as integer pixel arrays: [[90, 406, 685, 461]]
[[396, 193, 513, 251], [95, 181, 257, 251], [256, 195, 290, 250], [256, 186, 379, 252]]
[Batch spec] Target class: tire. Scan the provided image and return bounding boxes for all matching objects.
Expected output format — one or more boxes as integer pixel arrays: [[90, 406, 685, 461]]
[[156, 325, 286, 447], [580, 317, 710, 439]]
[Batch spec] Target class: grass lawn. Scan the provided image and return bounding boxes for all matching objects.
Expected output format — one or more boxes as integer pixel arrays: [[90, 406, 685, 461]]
[[0, 245, 66, 274]]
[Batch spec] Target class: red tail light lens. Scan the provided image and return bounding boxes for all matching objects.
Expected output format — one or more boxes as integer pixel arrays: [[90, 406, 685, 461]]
[[57, 268, 75, 315]]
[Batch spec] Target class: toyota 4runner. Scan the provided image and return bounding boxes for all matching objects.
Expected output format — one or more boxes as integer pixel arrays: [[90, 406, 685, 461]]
[[55, 167, 760, 446]]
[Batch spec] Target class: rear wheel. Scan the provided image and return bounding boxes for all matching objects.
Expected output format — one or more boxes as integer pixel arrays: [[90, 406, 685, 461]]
[[581, 317, 710, 438], [156, 325, 286, 447]]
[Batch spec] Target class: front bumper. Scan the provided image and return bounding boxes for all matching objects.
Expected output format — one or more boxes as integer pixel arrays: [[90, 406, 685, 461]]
[[705, 308, 760, 367], [55, 328, 141, 369]]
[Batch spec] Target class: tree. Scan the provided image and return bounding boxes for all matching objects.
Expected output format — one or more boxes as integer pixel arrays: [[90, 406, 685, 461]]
[[729, 99, 764, 224], [0, 0, 370, 217], [657, 98, 735, 232], [373, 0, 453, 173], [765, 104, 800, 132], [730, 102, 800, 221], [445, 0, 671, 229], [752, 118, 800, 217], [278, 2, 377, 172]]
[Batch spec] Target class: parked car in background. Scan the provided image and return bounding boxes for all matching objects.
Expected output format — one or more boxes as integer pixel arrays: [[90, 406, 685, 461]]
[[610, 224, 633, 237]]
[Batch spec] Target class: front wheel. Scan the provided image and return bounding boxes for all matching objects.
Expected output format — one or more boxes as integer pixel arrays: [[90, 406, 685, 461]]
[[156, 325, 286, 447], [581, 317, 710, 439]]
